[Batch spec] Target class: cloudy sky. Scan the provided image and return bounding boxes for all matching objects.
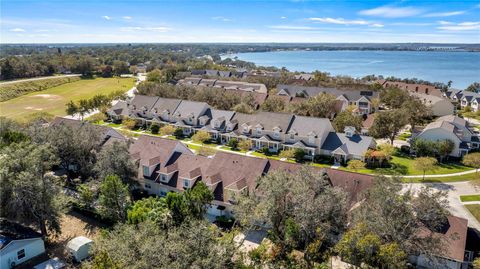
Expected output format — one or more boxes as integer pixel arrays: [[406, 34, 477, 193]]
[[1, 0, 479, 43]]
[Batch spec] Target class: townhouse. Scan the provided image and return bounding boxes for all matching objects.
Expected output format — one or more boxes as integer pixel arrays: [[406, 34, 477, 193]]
[[108, 95, 376, 161], [378, 80, 443, 97], [178, 77, 268, 93], [412, 115, 480, 157], [445, 89, 480, 111], [129, 135, 375, 217], [410, 92, 455, 116], [276, 84, 379, 115]]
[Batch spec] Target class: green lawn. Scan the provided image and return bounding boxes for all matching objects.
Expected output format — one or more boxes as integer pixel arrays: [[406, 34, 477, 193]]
[[465, 204, 480, 222], [460, 194, 480, 202], [186, 144, 202, 151], [0, 77, 135, 120], [401, 173, 479, 183]]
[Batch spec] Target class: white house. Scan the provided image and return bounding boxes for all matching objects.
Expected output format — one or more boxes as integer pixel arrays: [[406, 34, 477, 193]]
[[410, 92, 455, 116], [0, 220, 46, 269]]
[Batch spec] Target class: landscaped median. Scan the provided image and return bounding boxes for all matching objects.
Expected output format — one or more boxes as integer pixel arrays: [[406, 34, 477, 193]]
[[460, 194, 480, 202], [91, 120, 479, 182], [465, 204, 480, 222]]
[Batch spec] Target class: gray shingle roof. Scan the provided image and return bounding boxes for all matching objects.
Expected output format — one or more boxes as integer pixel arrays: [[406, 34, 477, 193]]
[[129, 95, 159, 111], [150, 98, 182, 114], [321, 132, 374, 156], [289, 115, 333, 137], [232, 111, 294, 132], [173, 100, 208, 118]]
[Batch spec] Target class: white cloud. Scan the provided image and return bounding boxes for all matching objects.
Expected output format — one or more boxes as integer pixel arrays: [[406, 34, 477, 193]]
[[211, 16, 232, 22], [269, 25, 316, 30], [122, 16, 132, 20], [102, 16, 111, 20], [308, 17, 369, 25], [359, 6, 422, 18], [308, 17, 383, 28], [437, 21, 480, 31], [280, 16, 287, 19], [423, 11, 465, 17], [120, 26, 171, 32], [9, 28, 25, 32]]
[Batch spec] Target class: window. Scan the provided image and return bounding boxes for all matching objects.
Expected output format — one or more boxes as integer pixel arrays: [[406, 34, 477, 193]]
[[243, 127, 248, 133], [289, 133, 295, 140], [273, 131, 280, 138], [145, 184, 151, 189], [17, 249, 25, 260], [160, 191, 167, 197], [183, 179, 190, 188], [161, 174, 167, 182], [256, 128, 262, 135], [143, 166, 149, 176], [308, 135, 315, 144]]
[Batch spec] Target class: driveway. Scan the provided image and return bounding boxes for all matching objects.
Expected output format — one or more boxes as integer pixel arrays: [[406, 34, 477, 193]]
[[402, 181, 480, 230], [0, 74, 81, 85]]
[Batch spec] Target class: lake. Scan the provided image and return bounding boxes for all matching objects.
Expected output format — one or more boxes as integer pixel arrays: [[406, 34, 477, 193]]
[[222, 50, 480, 89]]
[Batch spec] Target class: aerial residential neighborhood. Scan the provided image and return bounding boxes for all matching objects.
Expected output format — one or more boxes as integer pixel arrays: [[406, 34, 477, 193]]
[[1, 0, 480, 269]]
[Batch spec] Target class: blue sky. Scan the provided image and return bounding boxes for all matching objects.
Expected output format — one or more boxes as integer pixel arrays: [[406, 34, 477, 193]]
[[1, 0, 479, 43]]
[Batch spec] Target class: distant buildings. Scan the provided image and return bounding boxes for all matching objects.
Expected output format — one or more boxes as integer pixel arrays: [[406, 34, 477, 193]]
[[178, 77, 268, 93], [377, 80, 443, 97]]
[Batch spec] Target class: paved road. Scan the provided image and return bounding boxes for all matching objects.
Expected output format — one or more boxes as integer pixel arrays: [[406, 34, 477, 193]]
[[0, 74, 81, 85], [403, 181, 480, 230]]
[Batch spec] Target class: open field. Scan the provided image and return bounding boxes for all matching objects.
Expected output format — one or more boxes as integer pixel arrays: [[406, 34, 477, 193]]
[[460, 194, 480, 202], [465, 204, 480, 222], [0, 77, 135, 120]]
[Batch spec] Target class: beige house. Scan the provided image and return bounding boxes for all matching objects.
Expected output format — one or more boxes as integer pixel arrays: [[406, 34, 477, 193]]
[[410, 92, 454, 116], [412, 115, 479, 157]]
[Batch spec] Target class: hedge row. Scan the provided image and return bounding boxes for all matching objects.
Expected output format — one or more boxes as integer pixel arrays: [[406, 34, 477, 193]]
[[0, 76, 81, 101]]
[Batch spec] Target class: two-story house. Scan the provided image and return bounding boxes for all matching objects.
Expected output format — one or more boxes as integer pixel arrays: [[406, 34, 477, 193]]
[[276, 85, 379, 115], [199, 109, 236, 140], [170, 100, 210, 135], [410, 92, 455, 116], [412, 115, 479, 157], [283, 116, 334, 157], [149, 98, 182, 124]]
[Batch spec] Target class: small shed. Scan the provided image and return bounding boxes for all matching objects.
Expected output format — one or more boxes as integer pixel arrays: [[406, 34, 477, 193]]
[[66, 236, 93, 262], [34, 257, 65, 269]]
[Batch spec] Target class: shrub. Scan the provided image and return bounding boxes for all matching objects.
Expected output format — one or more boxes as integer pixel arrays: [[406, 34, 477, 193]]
[[123, 118, 137, 130], [150, 124, 160, 134], [174, 128, 184, 138], [160, 125, 176, 136], [227, 138, 238, 149], [294, 148, 306, 162], [88, 113, 107, 123], [279, 149, 295, 160]]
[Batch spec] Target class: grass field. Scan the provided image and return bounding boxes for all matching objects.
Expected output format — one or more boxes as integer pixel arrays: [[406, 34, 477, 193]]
[[460, 194, 480, 202], [465, 204, 480, 222], [0, 77, 135, 120]]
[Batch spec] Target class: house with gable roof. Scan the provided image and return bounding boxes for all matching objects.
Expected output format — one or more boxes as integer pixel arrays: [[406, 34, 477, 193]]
[[321, 126, 376, 163], [412, 115, 480, 157]]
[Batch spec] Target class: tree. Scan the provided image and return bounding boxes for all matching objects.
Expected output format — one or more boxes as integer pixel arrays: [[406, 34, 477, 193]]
[[238, 139, 253, 153], [88, 112, 106, 123], [160, 124, 176, 136], [463, 152, 480, 175], [174, 127, 184, 138], [414, 157, 438, 181], [150, 124, 160, 134], [165, 182, 214, 225], [465, 82, 480, 92], [332, 107, 363, 132], [369, 109, 408, 145], [412, 138, 438, 157], [380, 86, 409, 109], [0, 142, 64, 238], [113, 60, 129, 75], [146, 69, 166, 83], [377, 143, 395, 160], [293, 148, 306, 162], [98, 175, 131, 223], [127, 197, 172, 228], [191, 130, 211, 145], [289, 93, 336, 118], [335, 223, 407, 268], [353, 177, 449, 263], [347, 160, 366, 172], [89, 220, 235, 269], [78, 183, 95, 210], [436, 139, 454, 162], [65, 100, 79, 116], [234, 169, 347, 265], [261, 96, 286, 112], [403, 97, 431, 131], [94, 141, 137, 186], [233, 102, 255, 114]]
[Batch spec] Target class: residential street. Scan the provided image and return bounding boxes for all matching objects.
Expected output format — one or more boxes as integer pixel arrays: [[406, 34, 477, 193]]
[[402, 181, 480, 230]]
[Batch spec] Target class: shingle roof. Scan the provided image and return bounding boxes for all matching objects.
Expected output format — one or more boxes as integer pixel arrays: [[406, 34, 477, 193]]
[[277, 84, 378, 101], [232, 111, 294, 133], [150, 98, 182, 114], [289, 115, 333, 137], [129, 135, 193, 168], [173, 100, 208, 118], [321, 132, 375, 156], [129, 95, 159, 111]]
